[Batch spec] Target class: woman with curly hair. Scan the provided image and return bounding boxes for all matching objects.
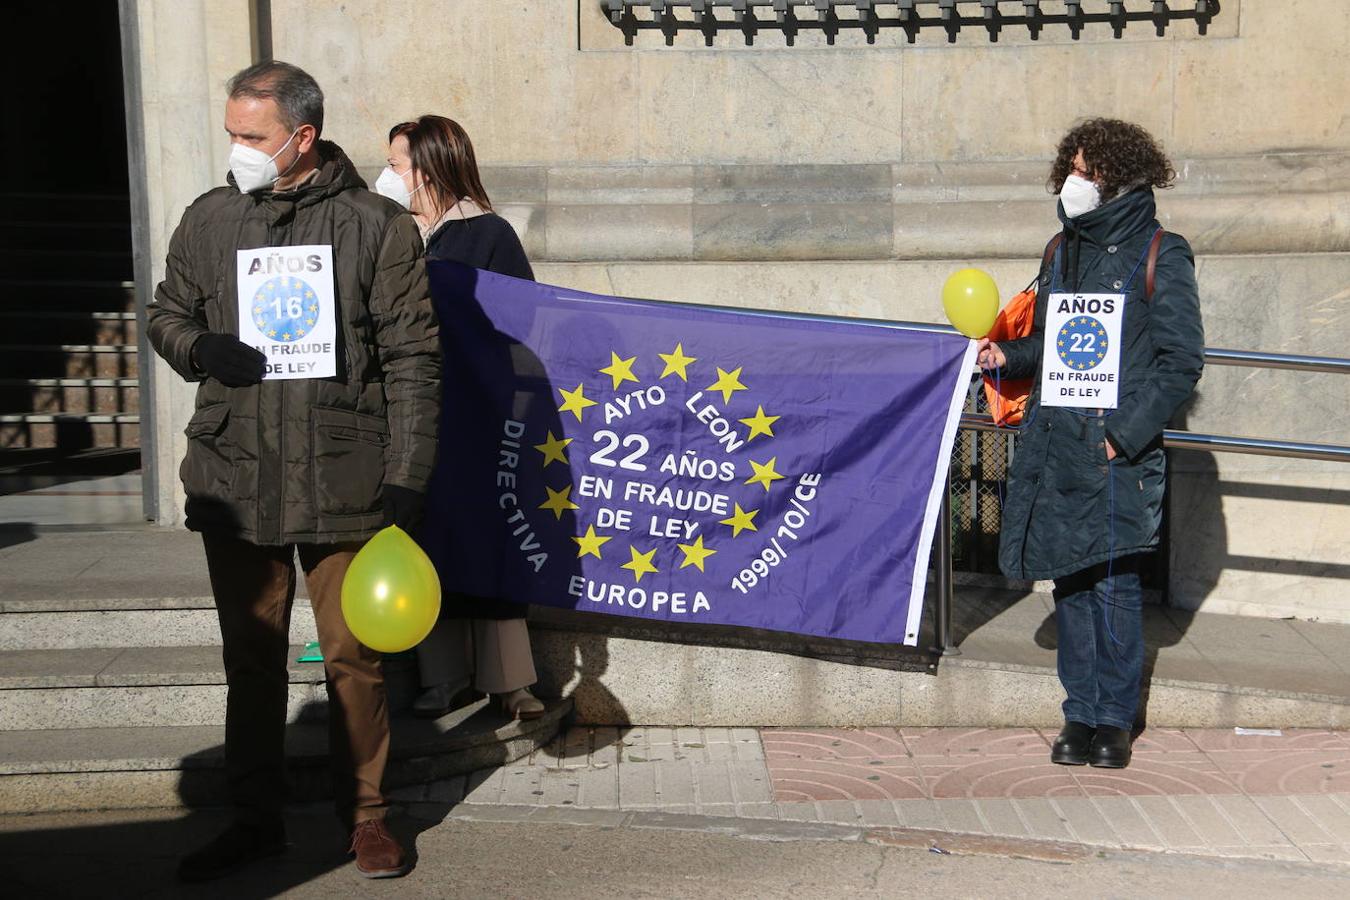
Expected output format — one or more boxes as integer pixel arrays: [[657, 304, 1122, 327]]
[[976, 119, 1204, 769]]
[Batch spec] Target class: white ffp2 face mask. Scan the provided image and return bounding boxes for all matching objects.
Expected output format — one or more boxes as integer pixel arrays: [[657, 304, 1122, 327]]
[[230, 129, 301, 193], [374, 166, 423, 209], [1059, 174, 1102, 219]]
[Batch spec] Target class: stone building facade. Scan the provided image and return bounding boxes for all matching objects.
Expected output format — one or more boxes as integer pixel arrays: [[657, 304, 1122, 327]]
[[123, 1, 1350, 623]]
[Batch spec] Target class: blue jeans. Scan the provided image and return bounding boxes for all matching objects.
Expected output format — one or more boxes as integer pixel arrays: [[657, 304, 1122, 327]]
[[1052, 556, 1145, 731]]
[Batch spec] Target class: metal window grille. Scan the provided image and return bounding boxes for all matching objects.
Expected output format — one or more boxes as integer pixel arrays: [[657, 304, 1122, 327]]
[[603, 1, 1221, 45]]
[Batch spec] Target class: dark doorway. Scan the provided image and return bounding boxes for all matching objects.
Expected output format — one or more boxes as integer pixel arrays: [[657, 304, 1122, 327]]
[[0, 1, 143, 527]]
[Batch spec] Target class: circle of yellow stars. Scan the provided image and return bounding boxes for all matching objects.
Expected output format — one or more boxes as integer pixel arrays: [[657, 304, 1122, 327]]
[[252, 276, 318, 342], [1057, 317, 1109, 371], [555, 345, 779, 443], [544, 343, 801, 584]]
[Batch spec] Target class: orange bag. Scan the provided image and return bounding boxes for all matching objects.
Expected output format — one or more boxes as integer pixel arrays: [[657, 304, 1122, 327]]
[[982, 229, 1163, 426], [982, 278, 1039, 426]]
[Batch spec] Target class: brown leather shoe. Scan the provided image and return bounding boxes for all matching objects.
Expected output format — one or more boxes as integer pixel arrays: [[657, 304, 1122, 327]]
[[348, 819, 410, 879]]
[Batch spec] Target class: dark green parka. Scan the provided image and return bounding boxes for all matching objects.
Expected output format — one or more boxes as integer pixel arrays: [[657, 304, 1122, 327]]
[[997, 188, 1204, 581], [146, 141, 440, 545]]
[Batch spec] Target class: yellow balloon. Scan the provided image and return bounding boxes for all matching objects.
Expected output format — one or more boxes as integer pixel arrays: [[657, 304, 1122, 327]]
[[341, 526, 441, 653], [941, 268, 1000, 338]]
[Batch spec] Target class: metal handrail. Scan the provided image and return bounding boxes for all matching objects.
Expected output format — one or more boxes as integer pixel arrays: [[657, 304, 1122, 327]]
[[959, 413, 1350, 464], [933, 347, 1350, 656], [1204, 347, 1350, 375]]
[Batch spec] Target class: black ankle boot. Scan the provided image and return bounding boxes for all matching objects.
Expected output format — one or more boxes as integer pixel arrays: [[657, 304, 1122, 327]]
[[1088, 726, 1133, 768], [1051, 721, 1096, 766]]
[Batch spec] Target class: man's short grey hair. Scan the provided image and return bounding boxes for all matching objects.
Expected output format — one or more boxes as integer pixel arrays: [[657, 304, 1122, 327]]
[[227, 60, 324, 137]]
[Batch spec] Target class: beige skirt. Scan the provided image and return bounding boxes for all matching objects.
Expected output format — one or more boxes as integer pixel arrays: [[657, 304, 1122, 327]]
[[415, 617, 537, 695]]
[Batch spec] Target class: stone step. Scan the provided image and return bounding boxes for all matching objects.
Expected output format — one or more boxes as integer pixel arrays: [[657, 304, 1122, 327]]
[[0, 220, 132, 253], [0, 344, 138, 379], [0, 697, 572, 814], [0, 378, 139, 415], [0, 529, 247, 651], [0, 192, 130, 223], [1, 248, 132, 281], [528, 589, 1350, 729], [0, 279, 136, 314], [0, 447, 141, 478], [0, 598, 318, 651], [0, 311, 138, 346], [0, 413, 140, 450], [0, 645, 329, 731]]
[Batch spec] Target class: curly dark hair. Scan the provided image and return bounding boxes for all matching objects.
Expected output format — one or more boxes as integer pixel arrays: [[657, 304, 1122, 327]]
[[1047, 118, 1176, 203]]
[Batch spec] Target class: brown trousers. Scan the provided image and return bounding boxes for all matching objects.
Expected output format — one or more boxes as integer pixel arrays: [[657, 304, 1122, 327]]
[[202, 534, 389, 828]]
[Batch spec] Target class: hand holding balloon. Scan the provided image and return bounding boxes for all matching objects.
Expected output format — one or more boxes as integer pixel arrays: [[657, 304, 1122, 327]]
[[975, 337, 1006, 371], [341, 525, 441, 653], [941, 268, 1000, 339]]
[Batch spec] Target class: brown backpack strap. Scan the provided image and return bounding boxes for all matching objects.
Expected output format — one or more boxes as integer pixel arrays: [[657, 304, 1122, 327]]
[[1145, 228, 1165, 300], [1043, 233, 1064, 267]]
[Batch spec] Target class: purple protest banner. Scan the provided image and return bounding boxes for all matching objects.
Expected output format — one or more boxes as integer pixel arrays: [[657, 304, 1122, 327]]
[[420, 262, 974, 645]]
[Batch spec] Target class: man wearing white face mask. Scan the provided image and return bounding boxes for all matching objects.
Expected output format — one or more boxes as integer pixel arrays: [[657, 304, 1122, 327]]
[[146, 60, 438, 882]]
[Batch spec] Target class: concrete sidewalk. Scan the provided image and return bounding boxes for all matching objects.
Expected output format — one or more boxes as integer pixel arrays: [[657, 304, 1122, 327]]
[[398, 725, 1350, 867], [5, 802, 1349, 899]]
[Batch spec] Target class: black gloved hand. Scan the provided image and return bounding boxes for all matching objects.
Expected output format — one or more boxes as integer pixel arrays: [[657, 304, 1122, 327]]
[[192, 333, 268, 387], [382, 484, 427, 534]]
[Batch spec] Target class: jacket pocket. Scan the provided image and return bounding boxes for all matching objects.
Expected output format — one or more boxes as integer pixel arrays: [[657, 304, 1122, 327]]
[[311, 405, 387, 517], [180, 402, 235, 499], [185, 402, 230, 439]]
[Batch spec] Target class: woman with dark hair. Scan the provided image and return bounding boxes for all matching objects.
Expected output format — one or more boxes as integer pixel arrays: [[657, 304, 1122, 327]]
[[379, 116, 533, 278], [976, 118, 1204, 769], [377, 115, 543, 720]]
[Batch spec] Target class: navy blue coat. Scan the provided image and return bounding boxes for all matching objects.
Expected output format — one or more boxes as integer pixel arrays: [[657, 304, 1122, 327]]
[[997, 188, 1204, 581], [425, 212, 535, 620]]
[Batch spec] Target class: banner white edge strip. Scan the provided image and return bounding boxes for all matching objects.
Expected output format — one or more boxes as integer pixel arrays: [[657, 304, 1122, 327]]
[[902, 340, 979, 647]]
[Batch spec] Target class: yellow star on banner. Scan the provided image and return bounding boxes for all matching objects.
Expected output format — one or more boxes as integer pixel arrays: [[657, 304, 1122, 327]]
[[738, 405, 780, 443], [719, 502, 759, 537], [534, 430, 572, 467], [281, 332, 292, 341], [658, 343, 697, 381], [745, 457, 785, 492], [539, 485, 580, 520], [599, 351, 639, 390], [676, 535, 717, 572], [707, 366, 748, 404], [572, 524, 611, 560], [557, 383, 597, 422], [621, 545, 659, 583]]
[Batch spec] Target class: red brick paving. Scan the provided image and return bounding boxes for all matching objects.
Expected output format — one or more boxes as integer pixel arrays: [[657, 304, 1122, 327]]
[[769, 758, 926, 802], [762, 728, 1350, 802]]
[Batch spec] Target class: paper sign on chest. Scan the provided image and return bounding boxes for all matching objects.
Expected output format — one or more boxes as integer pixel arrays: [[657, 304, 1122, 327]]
[[1040, 292, 1124, 409], [236, 244, 338, 380]]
